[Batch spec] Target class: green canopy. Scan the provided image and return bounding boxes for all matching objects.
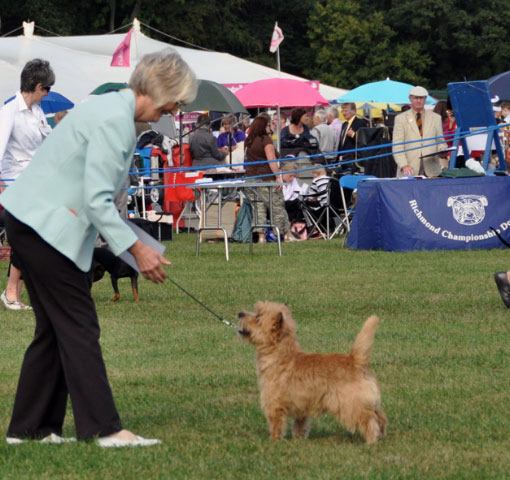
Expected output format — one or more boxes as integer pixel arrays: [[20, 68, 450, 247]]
[[90, 82, 128, 95], [180, 79, 248, 114]]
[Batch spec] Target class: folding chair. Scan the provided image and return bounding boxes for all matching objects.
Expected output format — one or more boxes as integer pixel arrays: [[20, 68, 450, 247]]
[[339, 174, 377, 233], [301, 178, 347, 240]]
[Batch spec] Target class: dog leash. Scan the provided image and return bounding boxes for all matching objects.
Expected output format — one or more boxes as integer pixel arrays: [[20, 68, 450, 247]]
[[168, 277, 237, 329]]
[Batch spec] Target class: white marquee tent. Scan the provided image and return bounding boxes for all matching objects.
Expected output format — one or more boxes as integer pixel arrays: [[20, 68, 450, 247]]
[[0, 21, 347, 106]]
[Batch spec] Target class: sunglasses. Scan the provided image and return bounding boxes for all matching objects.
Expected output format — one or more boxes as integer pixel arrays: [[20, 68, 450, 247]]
[[42, 85, 51, 92]]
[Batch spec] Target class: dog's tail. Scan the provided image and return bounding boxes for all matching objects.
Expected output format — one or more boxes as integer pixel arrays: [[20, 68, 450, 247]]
[[349, 315, 379, 368]]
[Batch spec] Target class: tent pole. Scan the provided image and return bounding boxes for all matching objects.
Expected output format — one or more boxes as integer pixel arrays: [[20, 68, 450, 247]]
[[228, 130, 232, 165], [277, 105, 281, 161], [179, 111, 183, 167]]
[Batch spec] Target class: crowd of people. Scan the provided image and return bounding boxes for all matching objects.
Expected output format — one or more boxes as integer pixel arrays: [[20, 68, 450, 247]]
[[185, 101, 378, 243], [184, 81, 510, 247]]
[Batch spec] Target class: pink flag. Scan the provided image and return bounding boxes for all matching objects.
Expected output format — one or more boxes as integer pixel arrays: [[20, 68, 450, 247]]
[[269, 22, 284, 53], [111, 29, 133, 67]]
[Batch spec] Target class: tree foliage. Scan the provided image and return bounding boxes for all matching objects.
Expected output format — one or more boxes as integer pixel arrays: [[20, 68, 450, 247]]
[[306, 0, 431, 88], [1, 0, 510, 90]]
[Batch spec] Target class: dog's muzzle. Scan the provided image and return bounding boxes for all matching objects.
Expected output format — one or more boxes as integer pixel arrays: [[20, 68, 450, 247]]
[[237, 312, 250, 336]]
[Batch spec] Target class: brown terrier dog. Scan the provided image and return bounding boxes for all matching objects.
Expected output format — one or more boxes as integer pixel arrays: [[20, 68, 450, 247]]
[[238, 301, 387, 443]]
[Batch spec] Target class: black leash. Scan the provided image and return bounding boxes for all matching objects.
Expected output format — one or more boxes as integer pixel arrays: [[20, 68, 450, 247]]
[[491, 227, 510, 249], [168, 277, 237, 329]]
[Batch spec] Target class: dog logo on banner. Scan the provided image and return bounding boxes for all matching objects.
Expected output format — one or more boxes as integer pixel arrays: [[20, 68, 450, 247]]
[[447, 194, 488, 226]]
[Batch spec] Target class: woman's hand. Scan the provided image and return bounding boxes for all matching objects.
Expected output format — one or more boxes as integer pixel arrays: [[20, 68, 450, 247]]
[[128, 240, 171, 283]]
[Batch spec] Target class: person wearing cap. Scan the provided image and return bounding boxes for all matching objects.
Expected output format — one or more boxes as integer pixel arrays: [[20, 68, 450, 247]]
[[392, 86, 447, 177]]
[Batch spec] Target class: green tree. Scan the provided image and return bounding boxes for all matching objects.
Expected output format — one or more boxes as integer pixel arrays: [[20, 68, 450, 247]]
[[6, 0, 510, 92], [0, 0, 118, 35], [382, 0, 510, 88], [306, 0, 431, 89]]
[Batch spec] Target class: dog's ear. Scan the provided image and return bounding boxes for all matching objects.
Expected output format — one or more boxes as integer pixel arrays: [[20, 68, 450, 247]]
[[270, 312, 284, 344], [255, 301, 265, 313]]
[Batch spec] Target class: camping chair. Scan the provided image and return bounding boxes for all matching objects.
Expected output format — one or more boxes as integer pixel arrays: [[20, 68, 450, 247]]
[[301, 178, 347, 240], [339, 174, 377, 234]]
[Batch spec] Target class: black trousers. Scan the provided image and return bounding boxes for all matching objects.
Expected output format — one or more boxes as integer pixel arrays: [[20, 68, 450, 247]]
[[5, 212, 122, 440]]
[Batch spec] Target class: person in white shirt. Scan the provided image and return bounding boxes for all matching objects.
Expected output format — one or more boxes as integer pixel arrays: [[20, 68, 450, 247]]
[[0, 58, 54, 311], [281, 161, 306, 224], [281, 161, 302, 201]]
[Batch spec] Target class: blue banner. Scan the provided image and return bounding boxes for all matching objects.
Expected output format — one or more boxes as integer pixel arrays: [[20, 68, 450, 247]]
[[347, 176, 510, 251]]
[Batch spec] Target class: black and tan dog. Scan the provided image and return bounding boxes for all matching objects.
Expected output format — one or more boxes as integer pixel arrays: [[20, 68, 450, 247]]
[[89, 247, 139, 303]]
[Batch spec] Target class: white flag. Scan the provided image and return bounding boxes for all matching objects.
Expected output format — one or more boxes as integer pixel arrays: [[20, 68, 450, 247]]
[[269, 22, 284, 53]]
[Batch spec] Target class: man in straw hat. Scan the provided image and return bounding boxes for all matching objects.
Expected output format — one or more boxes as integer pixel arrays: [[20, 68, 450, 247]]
[[392, 85, 447, 177]]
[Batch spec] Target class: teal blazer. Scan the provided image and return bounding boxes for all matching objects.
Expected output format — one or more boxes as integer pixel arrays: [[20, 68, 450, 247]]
[[0, 90, 138, 272]]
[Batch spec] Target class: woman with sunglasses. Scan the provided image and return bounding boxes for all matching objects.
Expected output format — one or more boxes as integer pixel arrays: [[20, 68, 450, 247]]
[[0, 58, 55, 311], [1, 49, 197, 447]]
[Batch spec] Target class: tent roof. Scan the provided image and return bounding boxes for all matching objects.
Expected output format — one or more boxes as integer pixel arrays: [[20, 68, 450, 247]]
[[0, 27, 347, 105]]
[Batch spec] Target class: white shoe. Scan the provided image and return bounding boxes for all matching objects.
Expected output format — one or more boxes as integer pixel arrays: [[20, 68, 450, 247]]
[[1, 290, 23, 311], [40, 433, 76, 444], [6, 434, 76, 445], [6, 437, 25, 445], [97, 434, 161, 448]]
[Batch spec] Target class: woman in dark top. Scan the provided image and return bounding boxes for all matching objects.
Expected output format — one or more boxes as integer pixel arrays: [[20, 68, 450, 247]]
[[280, 108, 310, 144], [245, 116, 294, 243]]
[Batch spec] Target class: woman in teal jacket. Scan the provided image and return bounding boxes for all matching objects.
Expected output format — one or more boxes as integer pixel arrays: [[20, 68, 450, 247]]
[[1, 49, 197, 448]]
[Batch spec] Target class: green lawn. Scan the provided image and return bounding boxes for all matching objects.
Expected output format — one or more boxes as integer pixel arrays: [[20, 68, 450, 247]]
[[1, 235, 509, 479]]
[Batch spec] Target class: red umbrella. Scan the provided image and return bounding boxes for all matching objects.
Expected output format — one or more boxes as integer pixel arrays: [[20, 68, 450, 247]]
[[235, 78, 329, 108]]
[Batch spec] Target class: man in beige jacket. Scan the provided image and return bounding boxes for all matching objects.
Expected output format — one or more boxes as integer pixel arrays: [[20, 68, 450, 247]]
[[392, 86, 447, 177]]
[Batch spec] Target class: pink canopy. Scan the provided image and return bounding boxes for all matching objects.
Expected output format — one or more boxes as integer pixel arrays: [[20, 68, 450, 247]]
[[234, 78, 329, 108]]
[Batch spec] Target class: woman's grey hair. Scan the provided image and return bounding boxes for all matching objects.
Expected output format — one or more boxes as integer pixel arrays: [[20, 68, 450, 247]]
[[129, 49, 197, 108], [327, 106, 339, 119], [20, 59, 55, 93], [314, 109, 327, 123]]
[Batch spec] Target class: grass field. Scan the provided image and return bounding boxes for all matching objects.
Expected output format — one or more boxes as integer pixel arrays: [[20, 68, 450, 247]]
[[1, 234, 509, 479]]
